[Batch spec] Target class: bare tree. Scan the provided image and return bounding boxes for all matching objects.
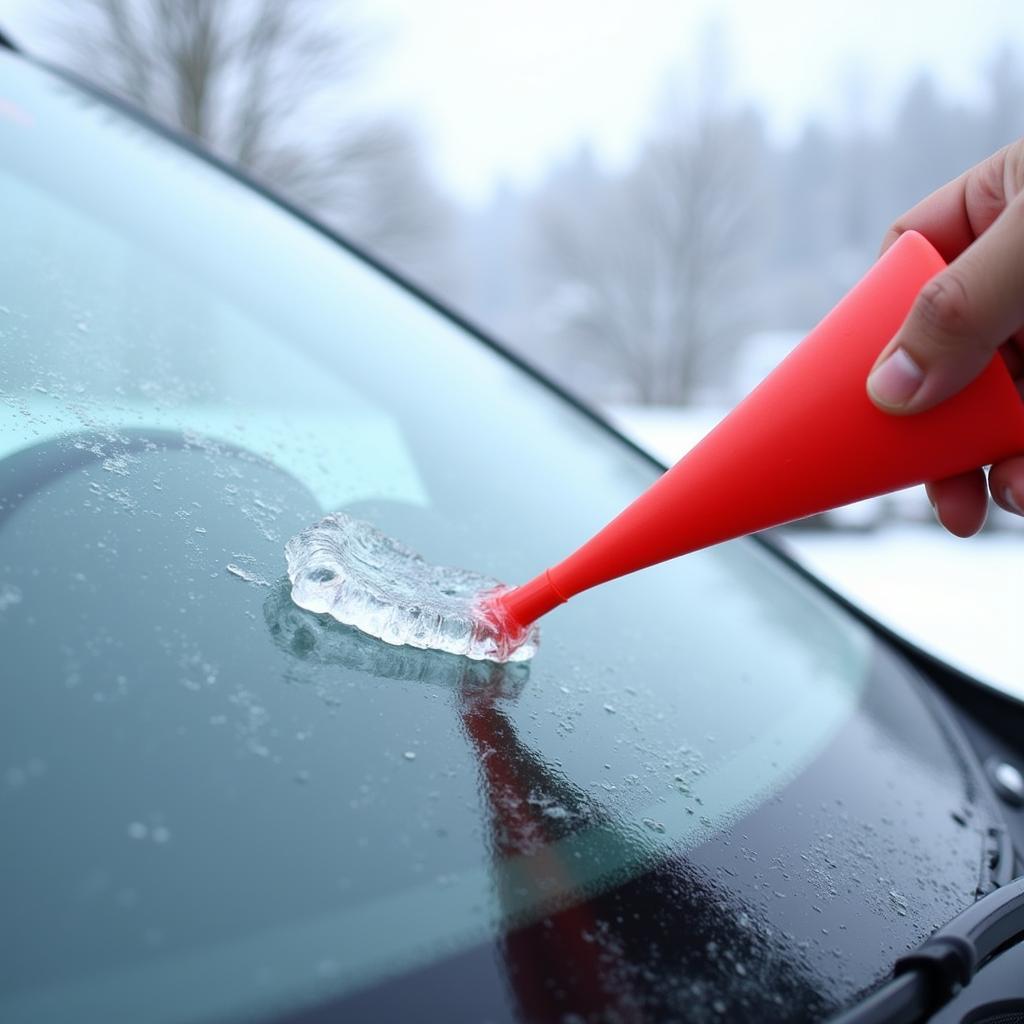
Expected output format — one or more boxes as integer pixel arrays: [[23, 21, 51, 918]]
[[536, 103, 767, 405], [48, 0, 452, 280]]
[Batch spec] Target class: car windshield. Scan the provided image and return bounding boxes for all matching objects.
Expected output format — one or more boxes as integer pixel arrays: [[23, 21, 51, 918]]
[[0, 53, 880, 1023]]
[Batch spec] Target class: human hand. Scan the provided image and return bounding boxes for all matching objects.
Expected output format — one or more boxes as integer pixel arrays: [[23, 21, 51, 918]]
[[866, 139, 1024, 536]]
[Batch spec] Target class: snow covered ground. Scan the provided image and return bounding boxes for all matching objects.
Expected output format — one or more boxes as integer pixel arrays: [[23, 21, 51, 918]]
[[609, 404, 1024, 700], [777, 527, 1024, 699]]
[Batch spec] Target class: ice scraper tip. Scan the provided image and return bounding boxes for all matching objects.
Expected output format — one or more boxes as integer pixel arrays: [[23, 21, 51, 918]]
[[495, 230, 1024, 632]]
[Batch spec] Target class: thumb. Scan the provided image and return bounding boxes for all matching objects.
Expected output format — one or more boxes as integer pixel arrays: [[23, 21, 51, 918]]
[[867, 197, 1024, 414]]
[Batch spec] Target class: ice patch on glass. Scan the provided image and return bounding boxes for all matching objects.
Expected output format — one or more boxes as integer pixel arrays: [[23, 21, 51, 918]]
[[284, 513, 538, 662]]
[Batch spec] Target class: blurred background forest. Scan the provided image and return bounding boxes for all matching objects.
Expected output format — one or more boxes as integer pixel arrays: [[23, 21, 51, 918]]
[[5, 0, 1023, 412]]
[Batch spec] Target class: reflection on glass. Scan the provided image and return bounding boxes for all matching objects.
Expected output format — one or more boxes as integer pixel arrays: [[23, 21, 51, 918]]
[[456, 661, 830, 1022], [263, 580, 529, 694]]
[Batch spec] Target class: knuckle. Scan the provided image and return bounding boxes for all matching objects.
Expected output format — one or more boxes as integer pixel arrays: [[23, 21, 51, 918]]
[[1001, 188, 1024, 228], [1007, 139, 1024, 197], [970, 155, 1009, 216], [913, 273, 973, 344]]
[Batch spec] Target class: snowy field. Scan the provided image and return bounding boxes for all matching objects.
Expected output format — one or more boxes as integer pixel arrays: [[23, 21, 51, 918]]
[[609, 405, 1024, 700], [777, 527, 1024, 699]]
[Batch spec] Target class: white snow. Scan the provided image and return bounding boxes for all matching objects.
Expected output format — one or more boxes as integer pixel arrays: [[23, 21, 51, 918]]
[[610, 404, 1024, 700], [780, 526, 1024, 699], [605, 403, 729, 462]]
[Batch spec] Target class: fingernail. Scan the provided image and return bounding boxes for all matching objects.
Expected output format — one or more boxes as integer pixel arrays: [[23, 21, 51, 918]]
[[867, 347, 925, 408], [1004, 486, 1024, 515]]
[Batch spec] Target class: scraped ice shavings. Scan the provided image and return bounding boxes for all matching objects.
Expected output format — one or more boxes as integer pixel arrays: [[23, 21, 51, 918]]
[[285, 513, 538, 662], [225, 563, 270, 586]]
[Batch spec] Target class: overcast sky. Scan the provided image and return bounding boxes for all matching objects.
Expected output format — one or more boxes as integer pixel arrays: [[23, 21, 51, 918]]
[[3, 0, 1022, 200], [366, 0, 1024, 199]]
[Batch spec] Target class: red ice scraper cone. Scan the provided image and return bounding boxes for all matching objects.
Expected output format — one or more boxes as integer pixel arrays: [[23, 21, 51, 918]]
[[498, 230, 1024, 630]]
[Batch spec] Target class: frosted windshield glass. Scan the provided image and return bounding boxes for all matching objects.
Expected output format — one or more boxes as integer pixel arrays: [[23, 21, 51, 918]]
[[0, 55, 872, 1024]]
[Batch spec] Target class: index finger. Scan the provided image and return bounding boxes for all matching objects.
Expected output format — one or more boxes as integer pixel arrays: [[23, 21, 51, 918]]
[[880, 169, 977, 260], [880, 143, 1022, 260]]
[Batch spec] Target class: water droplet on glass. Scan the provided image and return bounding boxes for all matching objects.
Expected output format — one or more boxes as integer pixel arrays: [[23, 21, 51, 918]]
[[316, 958, 340, 978], [226, 563, 270, 587], [0, 583, 22, 613]]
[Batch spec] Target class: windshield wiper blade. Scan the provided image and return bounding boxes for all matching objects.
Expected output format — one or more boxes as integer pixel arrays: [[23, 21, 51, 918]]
[[831, 874, 1024, 1024]]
